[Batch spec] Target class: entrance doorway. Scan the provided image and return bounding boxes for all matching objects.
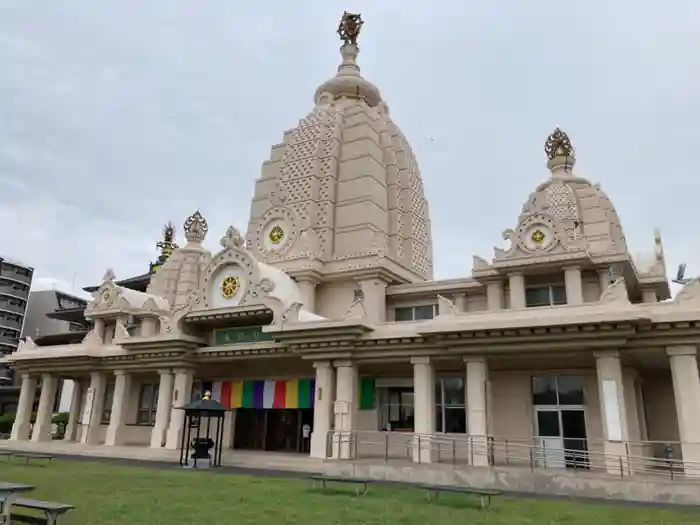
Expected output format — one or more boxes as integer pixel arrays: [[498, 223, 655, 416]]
[[233, 409, 314, 453], [532, 375, 589, 469]]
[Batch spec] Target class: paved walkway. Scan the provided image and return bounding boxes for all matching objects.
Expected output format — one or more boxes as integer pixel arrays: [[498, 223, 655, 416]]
[[0, 438, 323, 474]]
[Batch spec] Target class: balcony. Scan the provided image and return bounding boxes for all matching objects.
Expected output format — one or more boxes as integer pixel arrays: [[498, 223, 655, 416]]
[[0, 282, 29, 301], [0, 317, 22, 331], [0, 301, 25, 314], [0, 335, 19, 351]]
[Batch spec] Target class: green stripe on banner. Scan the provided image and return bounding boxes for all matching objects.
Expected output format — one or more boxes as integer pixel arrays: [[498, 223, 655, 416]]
[[297, 379, 312, 409], [242, 381, 254, 409], [359, 378, 375, 410]]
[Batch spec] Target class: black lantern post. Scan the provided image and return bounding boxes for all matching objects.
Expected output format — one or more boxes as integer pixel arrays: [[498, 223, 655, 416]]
[[177, 391, 228, 468]]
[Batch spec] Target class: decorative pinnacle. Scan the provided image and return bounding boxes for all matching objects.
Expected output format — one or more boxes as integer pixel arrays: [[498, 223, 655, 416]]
[[544, 128, 575, 161], [156, 222, 178, 257], [183, 210, 209, 244], [337, 11, 363, 46]]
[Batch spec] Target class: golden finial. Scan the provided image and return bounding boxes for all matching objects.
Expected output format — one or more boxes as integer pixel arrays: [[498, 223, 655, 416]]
[[337, 11, 364, 46], [150, 222, 178, 273], [544, 128, 575, 160], [203, 391, 211, 400]]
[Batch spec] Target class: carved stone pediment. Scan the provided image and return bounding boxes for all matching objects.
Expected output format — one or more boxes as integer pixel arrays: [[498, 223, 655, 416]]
[[86, 274, 121, 314], [344, 298, 368, 320], [674, 279, 700, 307], [436, 295, 458, 318], [17, 336, 38, 352], [494, 211, 588, 264], [600, 278, 631, 305]]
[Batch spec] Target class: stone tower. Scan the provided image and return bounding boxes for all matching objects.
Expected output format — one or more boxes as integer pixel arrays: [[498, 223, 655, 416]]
[[245, 13, 432, 318]]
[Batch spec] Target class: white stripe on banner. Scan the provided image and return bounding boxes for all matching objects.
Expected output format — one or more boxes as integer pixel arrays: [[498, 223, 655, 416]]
[[263, 380, 275, 409], [212, 382, 223, 403]]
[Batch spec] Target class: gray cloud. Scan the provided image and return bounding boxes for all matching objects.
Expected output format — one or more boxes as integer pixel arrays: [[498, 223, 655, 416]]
[[1, 0, 698, 293]]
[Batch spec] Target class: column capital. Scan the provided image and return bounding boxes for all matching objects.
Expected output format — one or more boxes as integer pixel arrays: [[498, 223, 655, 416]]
[[667, 345, 697, 357], [19, 372, 34, 381], [113, 369, 129, 377], [564, 265, 582, 272], [312, 360, 333, 370], [333, 359, 356, 369], [172, 367, 195, 376], [157, 368, 174, 376], [594, 349, 620, 359], [507, 271, 524, 278], [410, 356, 431, 365], [463, 355, 487, 364]]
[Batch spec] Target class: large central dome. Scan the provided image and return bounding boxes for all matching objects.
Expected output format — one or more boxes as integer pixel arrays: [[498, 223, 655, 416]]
[[245, 13, 433, 283]]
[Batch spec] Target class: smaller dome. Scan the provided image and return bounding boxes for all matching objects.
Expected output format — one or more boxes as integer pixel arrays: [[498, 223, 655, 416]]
[[257, 262, 327, 322]]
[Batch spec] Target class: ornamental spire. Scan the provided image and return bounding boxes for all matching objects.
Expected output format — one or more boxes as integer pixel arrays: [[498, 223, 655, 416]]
[[337, 11, 364, 46], [544, 127, 576, 174], [149, 222, 178, 273], [183, 210, 209, 245]]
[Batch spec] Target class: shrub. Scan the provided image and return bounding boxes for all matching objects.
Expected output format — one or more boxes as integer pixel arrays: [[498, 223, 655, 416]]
[[0, 413, 15, 434]]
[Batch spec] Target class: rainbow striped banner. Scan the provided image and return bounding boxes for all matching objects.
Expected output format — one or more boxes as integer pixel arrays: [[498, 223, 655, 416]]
[[212, 379, 315, 409]]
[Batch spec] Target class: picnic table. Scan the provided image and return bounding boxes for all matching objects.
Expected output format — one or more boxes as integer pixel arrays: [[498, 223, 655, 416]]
[[0, 481, 36, 524]]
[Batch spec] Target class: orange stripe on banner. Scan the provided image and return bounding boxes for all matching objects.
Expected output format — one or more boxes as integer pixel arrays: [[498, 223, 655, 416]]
[[230, 381, 243, 408]]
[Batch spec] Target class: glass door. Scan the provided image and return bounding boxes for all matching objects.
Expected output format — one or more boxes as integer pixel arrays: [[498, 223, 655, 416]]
[[535, 408, 566, 468]]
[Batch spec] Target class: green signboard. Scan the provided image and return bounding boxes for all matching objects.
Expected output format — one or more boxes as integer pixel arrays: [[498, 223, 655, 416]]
[[213, 326, 274, 346]]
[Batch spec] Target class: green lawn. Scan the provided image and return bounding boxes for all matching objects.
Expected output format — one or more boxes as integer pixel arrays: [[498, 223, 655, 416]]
[[2, 459, 699, 525]]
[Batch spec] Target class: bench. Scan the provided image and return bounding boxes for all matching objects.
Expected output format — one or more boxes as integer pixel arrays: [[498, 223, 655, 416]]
[[419, 484, 503, 509], [309, 475, 374, 496], [10, 498, 74, 525], [0, 451, 11, 461], [10, 454, 53, 466]]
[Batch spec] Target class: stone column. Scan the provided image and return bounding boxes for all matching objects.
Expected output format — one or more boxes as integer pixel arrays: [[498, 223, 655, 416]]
[[140, 318, 157, 337], [595, 350, 629, 474], [508, 273, 526, 309], [667, 345, 700, 471], [465, 356, 490, 467], [454, 293, 468, 313], [93, 318, 106, 341], [486, 281, 504, 310], [411, 357, 435, 463], [564, 266, 584, 305], [310, 361, 335, 459], [598, 268, 611, 298], [165, 368, 194, 449], [641, 290, 658, 303], [63, 380, 84, 441], [31, 374, 58, 442], [150, 370, 175, 448], [333, 360, 358, 459], [105, 371, 132, 446], [10, 374, 37, 441], [222, 410, 236, 450], [80, 371, 107, 445], [296, 279, 318, 314], [358, 278, 388, 322]]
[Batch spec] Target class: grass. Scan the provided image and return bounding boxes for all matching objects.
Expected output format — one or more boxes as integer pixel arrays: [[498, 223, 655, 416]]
[[2, 459, 700, 525]]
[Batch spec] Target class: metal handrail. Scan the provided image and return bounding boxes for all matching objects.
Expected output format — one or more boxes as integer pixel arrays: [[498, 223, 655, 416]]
[[324, 430, 700, 481]]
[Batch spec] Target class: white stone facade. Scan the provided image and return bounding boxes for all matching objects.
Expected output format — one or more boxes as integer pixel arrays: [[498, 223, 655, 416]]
[[6, 13, 700, 479]]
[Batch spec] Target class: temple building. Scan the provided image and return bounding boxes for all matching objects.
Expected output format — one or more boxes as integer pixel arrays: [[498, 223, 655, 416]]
[[5, 13, 700, 478]]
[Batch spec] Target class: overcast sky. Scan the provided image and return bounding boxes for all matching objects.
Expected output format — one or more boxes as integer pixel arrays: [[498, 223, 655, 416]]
[[1, 1, 698, 297]]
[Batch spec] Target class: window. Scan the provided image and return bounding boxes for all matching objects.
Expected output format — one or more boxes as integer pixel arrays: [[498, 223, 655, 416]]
[[435, 378, 466, 433], [532, 375, 584, 406], [525, 285, 567, 307], [137, 383, 159, 425], [379, 387, 414, 431], [101, 383, 115, 424], [394, 304, 437, 322]]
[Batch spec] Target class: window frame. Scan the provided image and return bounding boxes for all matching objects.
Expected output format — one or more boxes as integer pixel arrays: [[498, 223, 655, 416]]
[[101, 383, 115, 424], [136, 383, 159, 426], [525, 283, 567, 308], [393, 304, 438, 322], [435, 377, 467, 434]]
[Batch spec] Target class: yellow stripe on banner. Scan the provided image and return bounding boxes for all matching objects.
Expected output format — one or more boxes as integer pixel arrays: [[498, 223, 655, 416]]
[[230, 381, 243, 408], [285, 380, 299, 409]]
